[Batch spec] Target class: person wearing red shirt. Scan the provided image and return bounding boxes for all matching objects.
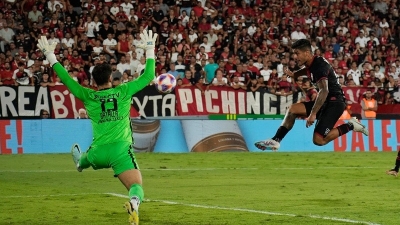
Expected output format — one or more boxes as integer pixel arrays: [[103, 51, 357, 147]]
[[277, 76, 292, 94], [263, 8, 273, 20], [159, 21, 170, 43], [1, 62, 16, 86], [349, 23, 359, 39], [310, 7, 320, 22], [325, 13, 337, 29], [220, 47, 232, 62], [292, 12, 306, 26], [69, 50, 84, 66], [386, 50, 397, 66], [227, 1, 242, 16], [380, 30, 391, 47], [117, 33, 130, 58], [198, 17, 211, 34], [40, 20, 51, 37], [266, 69, 279, 89], [10, 56, 21, 71], [165, 33, 177, 52], [115, 6, 128, 22], [156, 55, 168, 75], [192, 1, 204, 17], [338, 56, 349, 73], [282, 0, 292, 14], [247, 59, 260, 76], [252, 47, 262, 60], [22, 0, 37, 13], [303, 79, 318, 102], [323, 45, 336, 62], [207, 46, 216, 59], [176, 20, 185, 33], [181, 70, 194, 87], [77, 67, 88, 83], [224, 57, 236, 73]]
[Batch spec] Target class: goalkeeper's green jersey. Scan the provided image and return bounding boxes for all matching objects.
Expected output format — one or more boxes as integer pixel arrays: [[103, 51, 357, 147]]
[[53, 59, 155, 146]]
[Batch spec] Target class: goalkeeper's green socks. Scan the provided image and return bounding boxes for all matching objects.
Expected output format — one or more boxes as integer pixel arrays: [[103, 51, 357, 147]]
[[129, 184, 144, 206], [78, 153, 91, 169]]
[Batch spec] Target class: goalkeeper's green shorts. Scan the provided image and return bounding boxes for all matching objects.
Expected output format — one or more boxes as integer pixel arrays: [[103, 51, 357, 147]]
[[86, 141, 140, 176]]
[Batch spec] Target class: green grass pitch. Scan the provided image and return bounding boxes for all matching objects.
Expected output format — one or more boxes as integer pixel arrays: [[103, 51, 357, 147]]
[[0, 152, 398, 225]]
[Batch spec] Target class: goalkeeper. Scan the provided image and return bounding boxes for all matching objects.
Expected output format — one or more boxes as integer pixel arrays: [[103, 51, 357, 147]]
[[37, 30, 158, 225]]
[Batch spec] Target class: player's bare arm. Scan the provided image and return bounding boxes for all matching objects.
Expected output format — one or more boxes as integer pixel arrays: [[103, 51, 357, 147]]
[[306, 79, 329, 128], [284, 67, 306, 80]]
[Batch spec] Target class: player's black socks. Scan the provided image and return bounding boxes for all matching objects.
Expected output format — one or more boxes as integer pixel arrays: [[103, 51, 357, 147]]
[[272, 126, 290, 142], [336, 124, 353, 136], [347, 122, 354, 130], [394, 150, 400, 172]]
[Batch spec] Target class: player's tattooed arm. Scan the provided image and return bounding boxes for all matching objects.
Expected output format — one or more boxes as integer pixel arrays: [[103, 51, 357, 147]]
[[284, 67, 307, 80], [310, 79, 329, 115]]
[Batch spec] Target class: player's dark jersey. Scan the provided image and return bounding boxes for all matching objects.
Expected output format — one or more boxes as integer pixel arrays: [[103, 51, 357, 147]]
[[306, 56, 344, 100]]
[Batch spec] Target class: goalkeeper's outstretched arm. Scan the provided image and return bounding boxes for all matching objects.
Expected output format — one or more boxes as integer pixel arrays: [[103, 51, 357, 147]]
[[37, 36, 87, 100], [52, 63, 87, 100], [126, 30, 158, 96]]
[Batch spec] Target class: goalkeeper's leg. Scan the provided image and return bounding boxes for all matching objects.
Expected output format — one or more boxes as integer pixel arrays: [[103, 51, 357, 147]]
[[120, 170, 143, 225], [71, 143, 91, 172], [113, 143, 143, 225]]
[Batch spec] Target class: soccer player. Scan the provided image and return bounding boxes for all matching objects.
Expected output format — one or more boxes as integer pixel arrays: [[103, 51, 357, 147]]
[[37, 30, 158, 225], [254, 39, 369, 151], [386, 150, 400, 177]]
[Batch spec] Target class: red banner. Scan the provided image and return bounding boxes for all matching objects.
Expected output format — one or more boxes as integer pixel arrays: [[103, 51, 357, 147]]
[[49, 86, 85, 119], [342, 87, 373, 103], [175, 86, 248, 115], [174, 86, 302, 116]]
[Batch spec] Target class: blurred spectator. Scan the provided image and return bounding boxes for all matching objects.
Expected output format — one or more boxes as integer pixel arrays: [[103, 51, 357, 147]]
[[77, 108, 88, 119], [39, 72, 55, 87], [112, 77, 121, 87], [1, 62, 15, 86], [361, 90, 378, 119], [0, 23, 15, 53], [340, 101, 353, 120], [111, 63, 122, 79], [13, 62, 33, 86], [0, 0, 398, 120], [204, 57, 218, 83], [40, 109, 50, 119], [211, 69, 228, 86], [230, 75, 246, 90]]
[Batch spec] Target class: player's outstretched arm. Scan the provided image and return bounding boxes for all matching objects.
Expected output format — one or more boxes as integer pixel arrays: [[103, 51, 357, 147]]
[[284, 67, 307, 80], [37, 36, 87, 100], [126, 30, 158, 96]]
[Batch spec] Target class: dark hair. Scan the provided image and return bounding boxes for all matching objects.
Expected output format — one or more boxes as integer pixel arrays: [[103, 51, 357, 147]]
[[194, 63, 202, 72], [92, 63, 112, 86], [40, 109, 50, 118], [292, 39, 312, 52]]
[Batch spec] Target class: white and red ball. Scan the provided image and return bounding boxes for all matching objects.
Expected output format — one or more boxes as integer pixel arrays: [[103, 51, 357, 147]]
[[155, 73, 177, 94]]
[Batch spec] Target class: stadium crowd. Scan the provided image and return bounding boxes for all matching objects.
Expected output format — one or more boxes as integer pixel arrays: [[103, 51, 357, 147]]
[[0, 0, 399, 107]]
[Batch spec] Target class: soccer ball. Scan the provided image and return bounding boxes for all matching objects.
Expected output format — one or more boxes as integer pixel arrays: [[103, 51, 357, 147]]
[[155, 73, 177, 94]]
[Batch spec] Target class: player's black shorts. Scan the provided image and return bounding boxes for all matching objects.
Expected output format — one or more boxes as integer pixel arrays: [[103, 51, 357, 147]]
[[302, 97, 346, 138]]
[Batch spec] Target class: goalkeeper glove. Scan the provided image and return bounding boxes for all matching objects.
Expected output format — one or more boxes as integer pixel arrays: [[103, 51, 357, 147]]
[[137, 30, 158, 59], [37, 36, 58, 66]]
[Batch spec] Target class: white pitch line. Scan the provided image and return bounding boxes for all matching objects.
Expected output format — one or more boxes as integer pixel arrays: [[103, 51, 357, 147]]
[[0, 166, 386, 173], [1, 192, 381, 225], [106, 193, 381, 225]]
